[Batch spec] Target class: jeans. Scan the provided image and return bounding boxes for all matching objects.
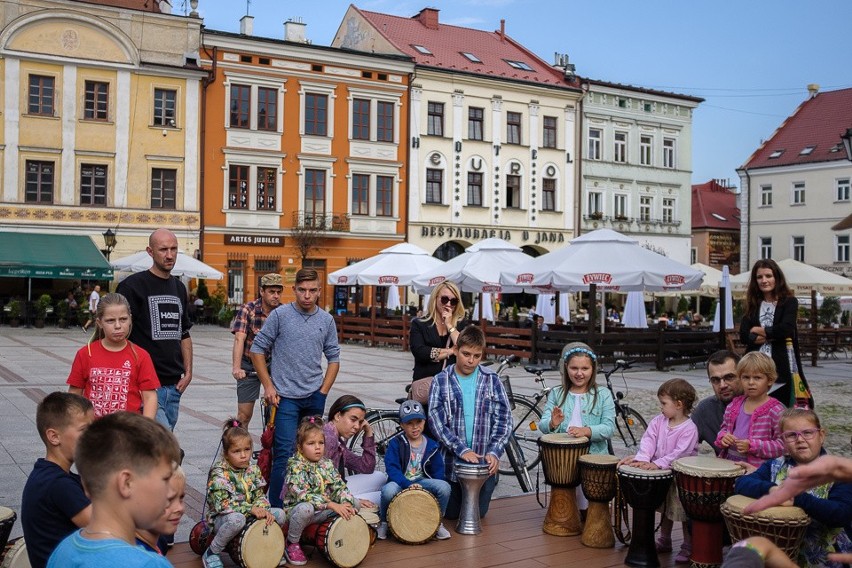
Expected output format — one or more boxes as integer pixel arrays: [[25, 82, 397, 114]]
[[268, 390, 327, 508], [444, 474, 498, 520], [155, 384, 182, 431], [380, 478, 452, 521]]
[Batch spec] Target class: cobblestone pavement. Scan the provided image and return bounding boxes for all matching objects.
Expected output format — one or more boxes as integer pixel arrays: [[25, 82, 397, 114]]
[[1, 324, 849, 543]]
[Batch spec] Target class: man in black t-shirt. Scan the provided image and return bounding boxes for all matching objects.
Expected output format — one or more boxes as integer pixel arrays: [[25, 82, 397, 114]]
[[116, 228, 193, 431]]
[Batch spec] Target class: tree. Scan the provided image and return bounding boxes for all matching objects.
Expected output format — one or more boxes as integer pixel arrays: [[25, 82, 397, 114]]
[[290, 221, 326, 262]]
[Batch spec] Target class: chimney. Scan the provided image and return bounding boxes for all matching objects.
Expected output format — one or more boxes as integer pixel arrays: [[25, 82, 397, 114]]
[[499, 19, 505, 41], [240, 15, 254, 36], [284, 18, 307, 43], [807, 83, 819, 98], [415, 7, 439, 30]]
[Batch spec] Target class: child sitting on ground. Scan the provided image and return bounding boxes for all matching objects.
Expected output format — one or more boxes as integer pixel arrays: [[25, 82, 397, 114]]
[[21, 392, 94, 568], [47, 411, 181, 567], [282, 416, 359, 566], [621, 378, 699, 564], [377, 400, 451, 541], [203, 419, 285, 568], [136, 465, 186, 555]]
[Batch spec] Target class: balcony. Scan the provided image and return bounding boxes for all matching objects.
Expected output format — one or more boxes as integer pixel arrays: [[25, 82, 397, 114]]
[[292, 211, 350, 232]]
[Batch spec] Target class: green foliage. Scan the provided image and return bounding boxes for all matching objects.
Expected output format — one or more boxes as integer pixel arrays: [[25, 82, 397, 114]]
[[6, 299, 21, 319], [511, 304, 519, 321], [208, 285, 227, 314], [35, 294, 53, 318], [819, 296, 841, 327], [677, 296, 689, 314], [196, 279, 210, 300], [218, 306, 235, 327]]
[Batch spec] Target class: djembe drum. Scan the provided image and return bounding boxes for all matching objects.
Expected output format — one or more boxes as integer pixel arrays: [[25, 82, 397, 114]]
[[721, 495, 811, 561], [301, 515, 371, 568], [387, 487, 441, 544], [1, 538, 30, 568], [537, 433, 590, 536], [226, 519, 286, 568], [0, 508, 16, 555], [579, 454, 619, 548], [454, 461, 491, 535], [672, 456, 743, 568], [618, 464, 674, 568]]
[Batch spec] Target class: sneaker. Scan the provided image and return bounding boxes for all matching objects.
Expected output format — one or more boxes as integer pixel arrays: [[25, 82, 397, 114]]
[[376, 522, 388, 540], [655, 536, 672, 553], [201, 549, 224, 568], [435, 523, 451, 540], [675, 545, 692, 564], [284, 542, 308, 566]]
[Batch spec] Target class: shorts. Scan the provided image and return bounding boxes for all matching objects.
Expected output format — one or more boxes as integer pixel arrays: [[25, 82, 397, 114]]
[[236, 364, 261, 403]]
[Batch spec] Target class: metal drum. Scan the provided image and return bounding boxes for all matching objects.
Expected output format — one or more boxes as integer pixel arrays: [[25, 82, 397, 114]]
[[453, 461, 491, 535]]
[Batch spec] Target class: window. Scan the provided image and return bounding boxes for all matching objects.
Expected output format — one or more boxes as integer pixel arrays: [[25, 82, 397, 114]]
[[257, 87, 277, 131], [837, 178, 850, 202], [468, 107, 484, 140], [257, 167, 276, 210], [467, 172, 483, 206], [587, 191, 602, 216], [376, 175, 393, 216], [425, 169, 443, 204], [691, 248, 697, 265], [838, 235, 851, 263], [614, 194, 627, 218], [153, 88, 176, 126], [304, 169, 326, 223], [352, 98, 370, 140], [662, 198, 674, 223], [84, 81, 109, 121], [227, 260, 245, 306], [588, 128, 602, 160], [506, 175, 521, 208], [25, 161, 54, 203], [792, 236, 805, 262], [640, 196, 653, 222], [28, 75, 54, 115], [768, 149, 784, 159], [412, 44, 432, 55], [461, 52, 482, 63], [760, 184, 773, 206], [663, 138, 676, 169], [80, 164, 107, 206], [799, 146, 815, 156], [305, 94, 328, 136], [542, 178, 556, 211], [792, 182, 805, 205], [427, 102, 444, 136], [352, 174, 369, 215], [640, 135, 652, 166], [543, 116, 557, 149], [376, 101, 394, 142], [150, 168, 176, 209], [760, 237, 772, 260], [505, 60, 534, 71], [228, 165, 249, 209], [614, 132, 627, 163], [506, 112, 521, 145], [229, 85, 250, 128]]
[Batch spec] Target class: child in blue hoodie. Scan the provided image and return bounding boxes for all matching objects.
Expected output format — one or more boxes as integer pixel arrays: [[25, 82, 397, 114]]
[[377, 400, 451, 541]]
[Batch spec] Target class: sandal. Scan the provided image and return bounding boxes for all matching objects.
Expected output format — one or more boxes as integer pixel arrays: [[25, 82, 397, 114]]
[[675, 545, 692, 564], [655, 536, 672, 553]]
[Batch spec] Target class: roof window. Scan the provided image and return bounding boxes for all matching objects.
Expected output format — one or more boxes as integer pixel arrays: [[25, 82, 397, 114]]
[[505, 59, 534, 71], [711, 213, 727, 221], [768, 149, 785, 159], [461, 52, 482, 63], [412, 44, 433, 55], [799, 145, 815, 156]]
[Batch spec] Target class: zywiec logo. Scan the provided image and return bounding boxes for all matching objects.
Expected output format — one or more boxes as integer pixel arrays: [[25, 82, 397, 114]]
[[664, 274, 685, 286], [515, 273, 534, 284], [428, 276, 446, 286], [336, 276, 349, 284], [482, 284, 502, 293], [378, 275, 399, 285], [582, 273, 612, 285], [123, 360, 131, 369]]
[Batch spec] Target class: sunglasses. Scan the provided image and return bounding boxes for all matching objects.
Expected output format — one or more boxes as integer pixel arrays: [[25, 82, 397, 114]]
[[781, 428, 820, 443], [439, 296, 459, 306]]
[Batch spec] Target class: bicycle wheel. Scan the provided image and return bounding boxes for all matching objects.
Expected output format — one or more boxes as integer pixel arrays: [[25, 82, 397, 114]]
[[504, 436, 533, 492], [347, 410, 401, 474], [609, 407, 648, 458], [498, 397, 542, 476]]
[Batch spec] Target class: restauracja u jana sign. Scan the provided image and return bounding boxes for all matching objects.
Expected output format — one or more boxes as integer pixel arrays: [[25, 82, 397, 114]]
[[420, 225, 567, 245]]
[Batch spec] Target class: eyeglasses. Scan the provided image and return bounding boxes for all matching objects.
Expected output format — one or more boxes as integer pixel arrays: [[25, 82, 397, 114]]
[[709, 373, 738, 385], [439, 296, 459, 306], [781, 428, 820, 443]]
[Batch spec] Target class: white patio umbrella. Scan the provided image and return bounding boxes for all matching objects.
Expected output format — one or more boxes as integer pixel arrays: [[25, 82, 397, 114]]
[[111, 250, 223, 279], [730, 258, 852, 296], [622, 291, 648, 328], [473, 292, 495, 322], [386, 286, 401, 311], [535, 293, 572, 324], [328, 242, 444, 286], [713, 265, 735, 332]]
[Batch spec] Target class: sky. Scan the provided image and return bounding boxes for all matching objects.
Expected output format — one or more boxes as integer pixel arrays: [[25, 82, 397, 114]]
[[188, 0, 852, 190]]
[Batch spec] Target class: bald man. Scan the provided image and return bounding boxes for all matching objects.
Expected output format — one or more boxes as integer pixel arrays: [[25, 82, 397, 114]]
[[116, 228, 193, 431]]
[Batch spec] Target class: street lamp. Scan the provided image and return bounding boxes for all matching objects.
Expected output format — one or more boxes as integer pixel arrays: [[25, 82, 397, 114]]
[[102, 228, 117, 260], [842, 128, 852, 162]]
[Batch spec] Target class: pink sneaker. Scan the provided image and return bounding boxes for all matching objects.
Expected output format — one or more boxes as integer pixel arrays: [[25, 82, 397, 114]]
[[284, 542, 307, 566], [674, 545, 691, 564]]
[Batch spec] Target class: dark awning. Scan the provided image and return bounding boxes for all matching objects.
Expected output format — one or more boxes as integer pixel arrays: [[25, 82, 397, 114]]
[[0, 232, 113, 279]]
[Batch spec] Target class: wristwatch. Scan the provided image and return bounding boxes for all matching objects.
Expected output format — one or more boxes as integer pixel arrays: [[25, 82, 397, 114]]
[[449, 327, 457, 333]]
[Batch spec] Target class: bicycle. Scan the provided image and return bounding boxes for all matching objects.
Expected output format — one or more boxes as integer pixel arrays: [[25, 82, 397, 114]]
[[602, 359, 648, 458]]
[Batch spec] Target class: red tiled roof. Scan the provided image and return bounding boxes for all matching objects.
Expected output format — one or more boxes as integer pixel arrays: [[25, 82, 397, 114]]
[[833, 213, 852, 231], [740, 87, 852, 170], [355, 6, 577, 90], [692, 180, 740, 230]]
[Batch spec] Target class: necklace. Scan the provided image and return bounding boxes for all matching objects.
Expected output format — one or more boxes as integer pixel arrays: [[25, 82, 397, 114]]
[[292, 302, 318, 323]]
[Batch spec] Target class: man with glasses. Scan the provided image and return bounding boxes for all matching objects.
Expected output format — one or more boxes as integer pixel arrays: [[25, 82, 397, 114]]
[[692, 350, 742, 454], [250, 268, 340, 507]]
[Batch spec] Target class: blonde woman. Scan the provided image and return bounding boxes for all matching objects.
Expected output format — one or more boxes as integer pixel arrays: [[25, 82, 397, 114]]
[[409, 281, 466, 381]]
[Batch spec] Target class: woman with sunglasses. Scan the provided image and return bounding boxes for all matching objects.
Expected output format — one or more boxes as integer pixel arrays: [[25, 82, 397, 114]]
[[735, 408, 852, 568], [410, 281, 466, 381]]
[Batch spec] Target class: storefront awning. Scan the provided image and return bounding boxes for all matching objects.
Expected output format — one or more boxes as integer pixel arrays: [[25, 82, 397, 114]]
[[0, 232, 113, 279]]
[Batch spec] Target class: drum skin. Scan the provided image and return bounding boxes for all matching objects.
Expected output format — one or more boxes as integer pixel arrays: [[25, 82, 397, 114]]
[[1, 539, 31, 568], [387, 488, 440, 544], [721, 495, 810, 561], [302, 515, 371, 568], [226, 519, 285, 568]]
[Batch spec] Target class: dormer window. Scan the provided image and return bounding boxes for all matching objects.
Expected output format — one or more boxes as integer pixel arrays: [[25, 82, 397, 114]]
[[505, 59, 534, 71], [799, 145, 815, 156], [711, 213, 727, 222], [768, 149, 784, 159], [412, 44, 433, 55], [461, 52, 482, 63]]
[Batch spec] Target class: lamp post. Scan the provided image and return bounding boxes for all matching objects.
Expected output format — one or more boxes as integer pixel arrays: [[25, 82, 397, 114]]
[[102, 228, 117, 260], [842, 128, 852, 162]]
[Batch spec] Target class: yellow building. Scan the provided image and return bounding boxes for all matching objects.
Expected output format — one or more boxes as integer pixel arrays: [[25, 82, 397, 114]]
[[0, 0, 205, 291]]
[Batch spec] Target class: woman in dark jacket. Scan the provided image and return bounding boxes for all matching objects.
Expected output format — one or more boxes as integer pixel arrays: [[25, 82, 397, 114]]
[[739, 258, 805, 406], [409, 281, 466, 380]]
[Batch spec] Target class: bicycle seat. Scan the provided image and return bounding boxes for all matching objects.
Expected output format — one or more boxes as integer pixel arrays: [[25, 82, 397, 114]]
[[524, 363, 555, 374], [394, 397, 408, 404]]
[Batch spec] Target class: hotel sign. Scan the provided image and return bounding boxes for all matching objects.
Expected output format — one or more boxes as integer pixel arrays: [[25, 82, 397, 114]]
[[225, 234, 283, 247]]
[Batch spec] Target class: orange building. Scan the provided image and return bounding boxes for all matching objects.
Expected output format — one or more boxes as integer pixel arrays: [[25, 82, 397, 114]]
[[200, 18, 413, 308]]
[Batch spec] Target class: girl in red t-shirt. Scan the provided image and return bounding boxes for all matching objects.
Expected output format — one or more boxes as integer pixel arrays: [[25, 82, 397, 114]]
[[67, 292, 160, 418]]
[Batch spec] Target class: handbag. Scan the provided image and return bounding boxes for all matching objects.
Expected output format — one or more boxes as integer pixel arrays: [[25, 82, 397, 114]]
[[409, 335, 452, 405], [786, 337, 814, 409]]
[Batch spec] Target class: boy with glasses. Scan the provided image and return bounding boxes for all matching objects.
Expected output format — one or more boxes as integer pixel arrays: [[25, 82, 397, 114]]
[[692, 350, 742, 454]]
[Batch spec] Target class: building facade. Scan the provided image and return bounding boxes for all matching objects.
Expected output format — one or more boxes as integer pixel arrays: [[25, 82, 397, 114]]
[[737, 86, 852, 276], [580, 80, 702, 265], [691, 179, 740, 272]]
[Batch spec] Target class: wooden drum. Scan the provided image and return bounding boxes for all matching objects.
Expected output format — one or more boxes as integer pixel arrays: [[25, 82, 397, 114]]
[[301, 515, 371, 568], [537, 433, 590, 536], [618, 464, 673, 568], [672, 456, 743, 568], [226, 519, 285, 568], [579, 454, 619, 548], [387, 487, 441, 544], [721, 495, 810, 562]]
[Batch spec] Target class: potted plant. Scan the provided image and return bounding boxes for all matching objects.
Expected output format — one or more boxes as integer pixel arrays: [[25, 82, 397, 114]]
[[5, 299, 22, 327], [55, 298, 69, 328], [589, 211, 603, 220], [34, 294, 53, 328]]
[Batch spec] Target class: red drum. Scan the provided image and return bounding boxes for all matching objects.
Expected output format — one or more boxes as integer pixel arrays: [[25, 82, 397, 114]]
[[189, 520, 214, 555], [226, 519, 285, 568], [618, 464, 673, 568], [672, 456, 743, 568], [301, 515, 371, 568], [537, 434, 590, 537]]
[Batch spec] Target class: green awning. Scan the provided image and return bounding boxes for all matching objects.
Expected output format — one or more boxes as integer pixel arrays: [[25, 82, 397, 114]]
[[0, 232, 113, 279]]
